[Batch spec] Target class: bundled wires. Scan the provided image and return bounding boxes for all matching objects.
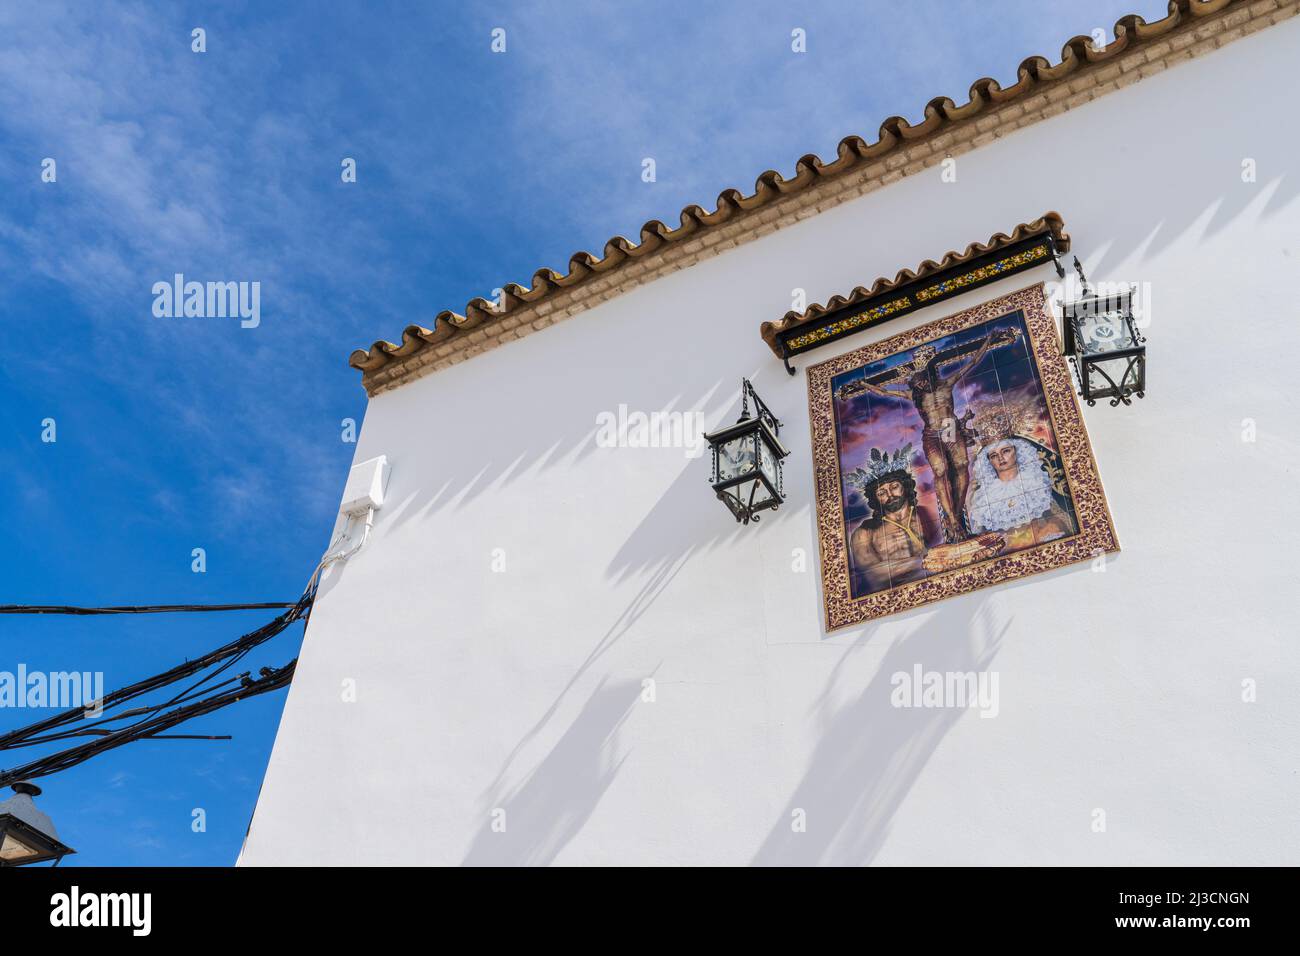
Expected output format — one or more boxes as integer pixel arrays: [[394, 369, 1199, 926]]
[[0, 602, 298, 616], [0, 507, 370, 787], [0, 586, 316, 789]]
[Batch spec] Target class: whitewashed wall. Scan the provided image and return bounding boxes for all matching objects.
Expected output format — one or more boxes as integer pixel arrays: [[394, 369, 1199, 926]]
[[241, 20, 1300, 866]]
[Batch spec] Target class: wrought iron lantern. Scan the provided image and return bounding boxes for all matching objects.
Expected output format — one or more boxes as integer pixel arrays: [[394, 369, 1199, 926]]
[[0, 781, 74, 866], [1062, 274, 1146, 407], [703, 379, 790, 524]]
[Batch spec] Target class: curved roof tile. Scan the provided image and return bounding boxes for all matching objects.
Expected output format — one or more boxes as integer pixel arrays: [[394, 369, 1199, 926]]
[[350, 0, 1239, 384]]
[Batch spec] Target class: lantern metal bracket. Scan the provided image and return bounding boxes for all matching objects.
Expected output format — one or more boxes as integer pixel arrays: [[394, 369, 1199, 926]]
[[1072, 255, 1091, 295], [1047, 234, 1066, 278], [779, 340, 796, 377], [740, 378, 782, 434]]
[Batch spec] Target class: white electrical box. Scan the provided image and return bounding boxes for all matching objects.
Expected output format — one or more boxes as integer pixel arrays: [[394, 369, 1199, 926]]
[[339, 455, 390, 515]]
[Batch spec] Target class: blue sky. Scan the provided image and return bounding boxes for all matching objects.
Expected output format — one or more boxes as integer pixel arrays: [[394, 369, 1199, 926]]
[[0, 0, 1173, 865]]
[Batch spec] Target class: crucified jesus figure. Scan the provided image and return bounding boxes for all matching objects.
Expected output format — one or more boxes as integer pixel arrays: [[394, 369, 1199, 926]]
[[838, 327, 1020, 542]]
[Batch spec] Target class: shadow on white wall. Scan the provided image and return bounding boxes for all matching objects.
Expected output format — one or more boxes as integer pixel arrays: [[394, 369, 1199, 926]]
[[752, 600, 1007, 866], [461, 676, 640, 866]]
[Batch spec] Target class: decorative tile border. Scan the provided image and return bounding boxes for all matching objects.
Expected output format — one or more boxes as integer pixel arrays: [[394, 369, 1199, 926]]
[[914, 244, 1049, 303], [786, 297, 913, 350], [806, 283, 1121, 631]]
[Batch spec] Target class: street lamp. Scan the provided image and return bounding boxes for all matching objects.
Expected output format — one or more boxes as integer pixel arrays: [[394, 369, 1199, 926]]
[[703, 379, 790, 524], [0, 781, 75, 867], [1062, 281, 1146, 407]]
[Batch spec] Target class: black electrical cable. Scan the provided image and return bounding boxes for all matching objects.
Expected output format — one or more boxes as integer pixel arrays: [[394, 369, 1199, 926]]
[[0, 548, 337, 787], [0, 661, 297, 788], [0, 602, 297, 615], [4, 671, 253, 749], [0, 585, 315, 753]]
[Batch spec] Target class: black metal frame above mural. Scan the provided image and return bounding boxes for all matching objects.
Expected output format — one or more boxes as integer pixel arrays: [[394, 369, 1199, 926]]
[[761, 213, 1070, 375]]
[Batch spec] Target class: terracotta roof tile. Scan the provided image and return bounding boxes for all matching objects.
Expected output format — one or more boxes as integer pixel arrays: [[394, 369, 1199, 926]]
[[350, 0, 1244, 389]]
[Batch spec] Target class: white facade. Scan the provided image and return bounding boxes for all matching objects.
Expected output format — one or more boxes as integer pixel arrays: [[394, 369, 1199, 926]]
[[241, 19, 1300, 866]]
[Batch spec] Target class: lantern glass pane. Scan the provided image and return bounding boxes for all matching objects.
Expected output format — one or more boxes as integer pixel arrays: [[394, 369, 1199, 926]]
[[720, 478, 753, 518], [1, 830, 41, 863], [1087, 355, 1139, 394], [1073, 310, 1136, 356], [758, 434, 780, 489], [717, 434, 757, 482]]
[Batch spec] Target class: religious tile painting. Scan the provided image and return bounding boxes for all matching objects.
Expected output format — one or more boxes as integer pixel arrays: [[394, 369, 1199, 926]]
[[807, 284, 1119, 630]]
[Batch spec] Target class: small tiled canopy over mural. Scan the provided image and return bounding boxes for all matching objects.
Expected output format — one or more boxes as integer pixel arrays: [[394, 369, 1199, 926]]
[[760, 213, 1071, 372]]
